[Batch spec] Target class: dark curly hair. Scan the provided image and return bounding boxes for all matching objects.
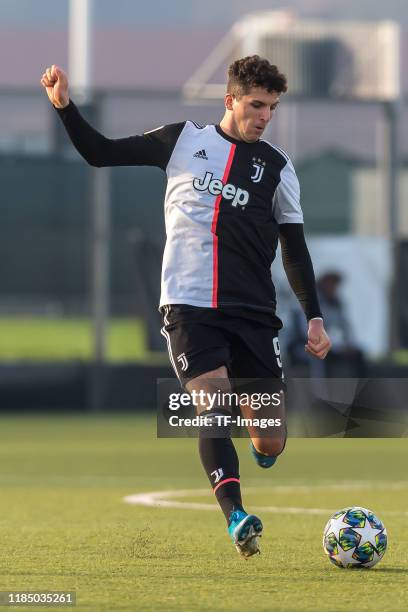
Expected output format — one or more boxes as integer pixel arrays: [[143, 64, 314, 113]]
[[227, 55, 287, 98]]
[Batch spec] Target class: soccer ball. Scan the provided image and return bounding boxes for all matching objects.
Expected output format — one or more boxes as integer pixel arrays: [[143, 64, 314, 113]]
[[323, 506, 387, 568]]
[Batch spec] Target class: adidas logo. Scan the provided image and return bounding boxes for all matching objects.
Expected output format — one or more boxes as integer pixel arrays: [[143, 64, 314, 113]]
[[193, 149, 208, 160]]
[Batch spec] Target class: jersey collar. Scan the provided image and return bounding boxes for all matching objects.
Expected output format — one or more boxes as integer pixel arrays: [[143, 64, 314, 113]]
[[215, 124, 260, 146]]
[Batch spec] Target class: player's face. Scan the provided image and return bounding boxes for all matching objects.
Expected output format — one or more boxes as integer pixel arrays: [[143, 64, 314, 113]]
[[228, 88, 280, 143]]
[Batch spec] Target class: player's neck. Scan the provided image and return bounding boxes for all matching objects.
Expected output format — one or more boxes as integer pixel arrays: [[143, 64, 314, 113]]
[[219, 116, 243, 142]]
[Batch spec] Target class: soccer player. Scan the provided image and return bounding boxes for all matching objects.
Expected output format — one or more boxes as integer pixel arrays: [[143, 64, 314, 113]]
[[41, 56, 331, 558]]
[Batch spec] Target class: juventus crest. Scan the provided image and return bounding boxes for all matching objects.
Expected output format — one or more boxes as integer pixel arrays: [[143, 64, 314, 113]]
[[211, 468, 224, 484], [177, 352, 189, 372], [251, 157, 266, 183]]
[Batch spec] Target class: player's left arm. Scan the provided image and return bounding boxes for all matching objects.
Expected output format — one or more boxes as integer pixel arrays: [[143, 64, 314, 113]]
[[279, 223, 331, 359], [273, 156, 331, 360]]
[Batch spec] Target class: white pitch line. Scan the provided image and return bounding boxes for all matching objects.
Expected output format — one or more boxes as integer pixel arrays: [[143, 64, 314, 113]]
[[123, 489, 215, 510], [255, 481, 408, 493], [123, 484, 408, 516]]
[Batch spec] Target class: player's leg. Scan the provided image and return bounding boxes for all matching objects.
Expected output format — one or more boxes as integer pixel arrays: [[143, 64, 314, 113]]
[[161, 305, 262, 557], [240, 390, 287, 467], [161, 305, 243, 522], [229, 323, 287, 468], [186, 369, 263, 557], [185, 366, 244, 522]]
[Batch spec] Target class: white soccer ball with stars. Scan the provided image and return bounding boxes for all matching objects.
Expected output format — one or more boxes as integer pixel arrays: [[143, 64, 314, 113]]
[[323, 506, 387, 568]]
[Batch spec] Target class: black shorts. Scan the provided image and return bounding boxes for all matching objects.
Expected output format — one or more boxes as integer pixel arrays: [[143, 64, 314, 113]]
[[160, 304, 284, 387]]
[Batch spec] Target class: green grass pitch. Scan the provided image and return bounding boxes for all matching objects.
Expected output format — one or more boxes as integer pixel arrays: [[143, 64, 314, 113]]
[[0, 415, 407, 611], [0, 318, 150, 361]]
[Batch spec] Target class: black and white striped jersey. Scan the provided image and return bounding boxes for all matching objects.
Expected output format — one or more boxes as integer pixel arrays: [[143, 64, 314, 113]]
[[152, 121, 302, 315], [57, 102, 318, 324]]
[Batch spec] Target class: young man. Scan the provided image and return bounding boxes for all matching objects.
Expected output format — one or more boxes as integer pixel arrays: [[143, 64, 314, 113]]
[[41, 55, 330, 559]]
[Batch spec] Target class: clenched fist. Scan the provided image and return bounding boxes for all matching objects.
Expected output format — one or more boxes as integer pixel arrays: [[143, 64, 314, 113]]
[[40, 64, 69, 109], [305, 318, 331, 359]]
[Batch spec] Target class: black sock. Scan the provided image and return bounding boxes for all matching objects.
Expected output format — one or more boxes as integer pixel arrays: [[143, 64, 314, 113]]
[[199, 435, 244, 524]]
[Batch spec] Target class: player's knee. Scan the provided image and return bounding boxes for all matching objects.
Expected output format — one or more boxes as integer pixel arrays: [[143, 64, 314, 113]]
[[254, 437, 286, 458]]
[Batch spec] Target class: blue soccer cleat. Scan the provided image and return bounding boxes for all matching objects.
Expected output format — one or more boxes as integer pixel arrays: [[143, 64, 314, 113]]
[[250, 441, 277, 468], [228, 509, 263, 558]]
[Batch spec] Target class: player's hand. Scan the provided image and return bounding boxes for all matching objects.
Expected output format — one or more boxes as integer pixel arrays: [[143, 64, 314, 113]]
[[305, 318, 331, 359], [40, 65, 69, 109]]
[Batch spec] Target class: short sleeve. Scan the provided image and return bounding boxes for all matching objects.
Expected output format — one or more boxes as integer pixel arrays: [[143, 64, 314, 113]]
[[272, 158, 303, 224], [140, 122, 186, 170]]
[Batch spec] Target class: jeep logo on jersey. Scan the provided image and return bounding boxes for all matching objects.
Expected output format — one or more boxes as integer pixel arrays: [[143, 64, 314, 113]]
[[193, 172, 249, 208]]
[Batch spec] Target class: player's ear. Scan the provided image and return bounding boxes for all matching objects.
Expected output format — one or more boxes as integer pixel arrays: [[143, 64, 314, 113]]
[[225, 93, 234, 111]]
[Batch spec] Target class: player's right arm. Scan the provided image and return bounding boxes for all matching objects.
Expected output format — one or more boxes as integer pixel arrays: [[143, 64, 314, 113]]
[[40, 64, 183, 170]]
